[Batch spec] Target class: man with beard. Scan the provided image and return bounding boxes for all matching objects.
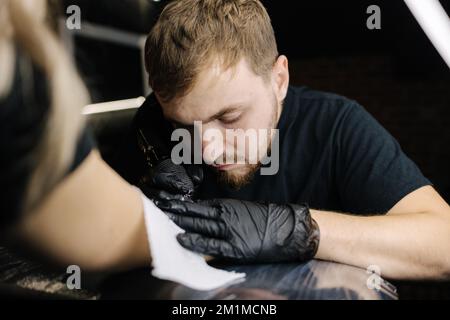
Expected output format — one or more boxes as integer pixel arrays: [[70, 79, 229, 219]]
[[115, 0, 450, 280]]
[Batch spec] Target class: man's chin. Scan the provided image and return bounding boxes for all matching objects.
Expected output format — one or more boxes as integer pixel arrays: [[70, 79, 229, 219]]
[[213, 163, 260, 190]]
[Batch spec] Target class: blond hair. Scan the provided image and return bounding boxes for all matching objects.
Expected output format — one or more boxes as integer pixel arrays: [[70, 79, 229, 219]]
[[0, 0, 89, 214], [145, 0, 279, 103]]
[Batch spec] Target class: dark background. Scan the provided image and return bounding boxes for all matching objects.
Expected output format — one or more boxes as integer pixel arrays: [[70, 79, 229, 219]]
[[265, 0, 450, 204], [72, 0, 450, 203]]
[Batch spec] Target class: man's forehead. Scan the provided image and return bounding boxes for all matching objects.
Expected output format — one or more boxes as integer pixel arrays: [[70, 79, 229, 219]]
[[160, 59, 262, 124]]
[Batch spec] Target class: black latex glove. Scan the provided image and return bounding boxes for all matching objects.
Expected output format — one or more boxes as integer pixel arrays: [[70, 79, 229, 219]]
[[155, 198, 320, 263], [141, 162, 204, 201], [134, 95, 203, 200]]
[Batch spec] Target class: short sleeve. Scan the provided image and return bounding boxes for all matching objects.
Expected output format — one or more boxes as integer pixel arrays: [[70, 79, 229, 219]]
[[335, 103, 431, 214]]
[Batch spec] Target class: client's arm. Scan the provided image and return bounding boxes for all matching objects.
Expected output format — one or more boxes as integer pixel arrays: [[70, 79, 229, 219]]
[[16, 150, 151, 272]]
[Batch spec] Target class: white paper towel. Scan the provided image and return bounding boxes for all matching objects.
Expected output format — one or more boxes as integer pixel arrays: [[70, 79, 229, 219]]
[[140, 192, 246, 291]]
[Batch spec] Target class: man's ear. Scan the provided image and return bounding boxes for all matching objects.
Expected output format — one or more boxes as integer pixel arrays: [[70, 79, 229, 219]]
[[272, 55, 290, 103]]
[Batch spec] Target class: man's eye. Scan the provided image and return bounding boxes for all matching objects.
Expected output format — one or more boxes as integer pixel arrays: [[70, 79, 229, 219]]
[[220, 115, 242, 125]]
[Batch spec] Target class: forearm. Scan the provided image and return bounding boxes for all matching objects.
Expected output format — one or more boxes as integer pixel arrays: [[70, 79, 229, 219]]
[[18, 151, 151, 272], [311, 209, 450, 280]]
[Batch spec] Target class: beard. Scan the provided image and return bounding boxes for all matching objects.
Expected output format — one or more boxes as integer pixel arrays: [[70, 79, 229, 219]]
[[213, 95, 280, 190], [215, 163, 261, 190]]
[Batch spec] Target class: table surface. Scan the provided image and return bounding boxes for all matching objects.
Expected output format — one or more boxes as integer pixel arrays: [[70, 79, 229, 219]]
[[100, 259, 398, 300], [0, 247, 398, 300]]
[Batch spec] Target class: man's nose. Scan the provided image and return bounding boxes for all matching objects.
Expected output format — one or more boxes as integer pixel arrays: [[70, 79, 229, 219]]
[[201, 124, 225, 165]]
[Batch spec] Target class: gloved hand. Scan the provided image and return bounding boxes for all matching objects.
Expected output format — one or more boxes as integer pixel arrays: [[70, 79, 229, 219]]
[[134, 95, 203, 201], [155, 198, 320, 263], [142, 162, 204, 201]]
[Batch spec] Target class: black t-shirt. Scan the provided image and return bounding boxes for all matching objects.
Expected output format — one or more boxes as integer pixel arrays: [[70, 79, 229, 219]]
[[197, 86, 431, 215], [0, 49, 93, 227]]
